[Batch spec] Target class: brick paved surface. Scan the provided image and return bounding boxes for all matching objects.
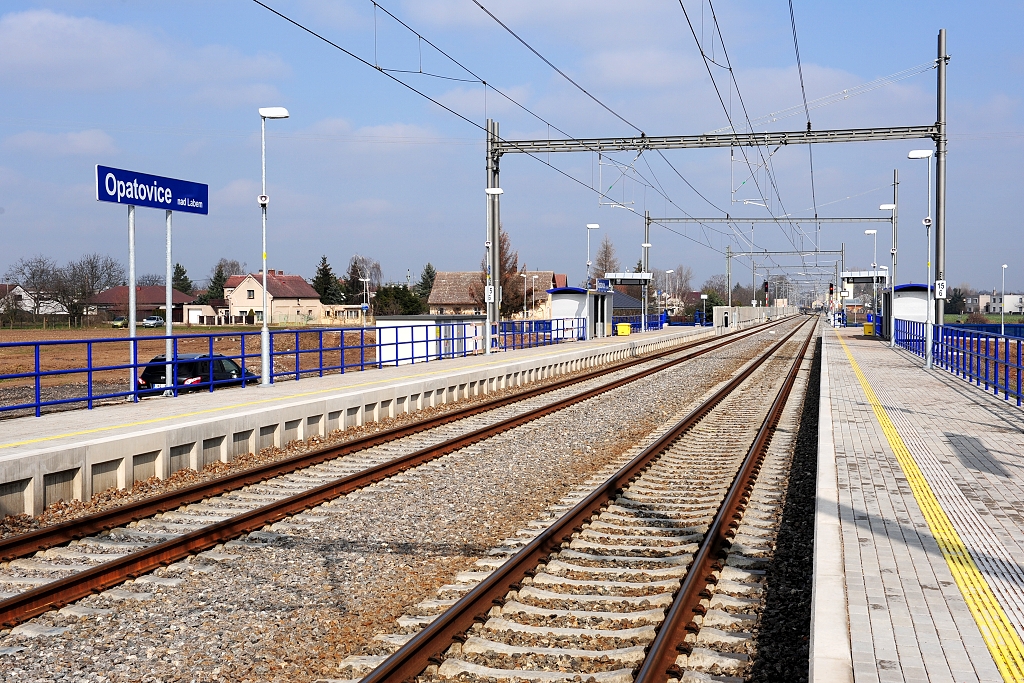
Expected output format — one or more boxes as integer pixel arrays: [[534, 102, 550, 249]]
[[823, 325, 1024, 682]]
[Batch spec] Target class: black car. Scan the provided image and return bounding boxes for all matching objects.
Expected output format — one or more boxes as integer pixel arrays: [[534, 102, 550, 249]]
[[137, 354, 259, 395]]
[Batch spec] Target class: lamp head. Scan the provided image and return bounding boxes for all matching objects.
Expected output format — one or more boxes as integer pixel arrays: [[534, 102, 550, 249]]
[[865, 230, 877, 235], [259, 107, 290, 119], [485, 187, 503, 195], [908, 149, 933, 159], [641, 243, 652, 248], [879, 203, 896, 210], [586, 223, 599, 229], [1003, 264, 1009, 269], [666, 269, 674, 274]]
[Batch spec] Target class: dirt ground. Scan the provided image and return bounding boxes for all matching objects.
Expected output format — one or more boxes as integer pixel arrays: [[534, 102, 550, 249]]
[[0, 326, 377, 390]]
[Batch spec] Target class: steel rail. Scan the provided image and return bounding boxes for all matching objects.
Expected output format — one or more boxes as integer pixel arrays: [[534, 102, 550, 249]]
[[358, 317, 814, 683], [0, 318, 798, 627], [0, 320, 785, 564], [635, 318, 816, 683]]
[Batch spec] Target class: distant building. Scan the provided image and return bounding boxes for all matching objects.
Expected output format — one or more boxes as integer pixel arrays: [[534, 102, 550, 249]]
[[427, 272, 482, 316], [89, 286, 194, 321], [427, 270, 567, 317]]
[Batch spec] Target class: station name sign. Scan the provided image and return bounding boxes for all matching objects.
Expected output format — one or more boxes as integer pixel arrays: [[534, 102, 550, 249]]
[[96, 165, 208, 215]]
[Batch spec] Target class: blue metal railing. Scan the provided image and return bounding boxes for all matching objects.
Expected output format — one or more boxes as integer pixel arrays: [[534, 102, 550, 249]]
[[946, 322, 1024, 340], [497, 318, 586, 349], [894, 318, 1023, 406], [611, 314, 665, 333], [1, 318, 589, 417]]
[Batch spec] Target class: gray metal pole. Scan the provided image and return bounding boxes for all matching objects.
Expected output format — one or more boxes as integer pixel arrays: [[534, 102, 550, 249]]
[[891, 168, 899, 347], [935, 29, 948, 324], [164, 209, 173, 395], [643, 212, 650, 332], [260, 115, 271, 385], [485, 119, 501, 351], [726, 245, 732, 307], [128, 204, 137, 397], [926, 156, 933, 369]]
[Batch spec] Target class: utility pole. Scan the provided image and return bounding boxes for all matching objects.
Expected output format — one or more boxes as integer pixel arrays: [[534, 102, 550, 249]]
[[935, 29, 949, 324], [891, 169, 899, 347], [642, 212, 650, 332], [726, 245, 732, 307], [485, 119, 501, 354]]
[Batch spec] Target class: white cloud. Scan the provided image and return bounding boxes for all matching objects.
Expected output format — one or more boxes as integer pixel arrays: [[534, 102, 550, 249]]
[[214, 179, 262, 207], [4, 129, 117, 156], [0, 9, 288, 103]]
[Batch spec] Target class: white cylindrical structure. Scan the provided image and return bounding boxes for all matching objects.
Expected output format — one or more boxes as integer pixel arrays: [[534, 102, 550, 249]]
[[128, 204, 137, 397], [260, 116, 270, 385], [165, 209, 173, 393]]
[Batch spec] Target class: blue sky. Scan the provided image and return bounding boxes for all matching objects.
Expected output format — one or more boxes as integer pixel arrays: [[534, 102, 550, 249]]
[[0, 1, 1021, 294]]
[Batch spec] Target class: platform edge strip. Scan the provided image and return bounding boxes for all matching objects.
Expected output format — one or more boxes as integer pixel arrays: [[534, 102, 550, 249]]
[[836, 332, 1024, 683]]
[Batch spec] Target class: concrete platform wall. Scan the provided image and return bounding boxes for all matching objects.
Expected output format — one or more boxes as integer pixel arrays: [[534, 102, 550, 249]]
[[0, 329, 712, 517]]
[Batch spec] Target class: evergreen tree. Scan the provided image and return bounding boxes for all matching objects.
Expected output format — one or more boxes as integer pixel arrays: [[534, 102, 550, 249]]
[[343, 260, 365, 304], [374, 285, 426, 315], [414, 263, 437, 300], [311, 256, 346, 304], [206, 263, 227, 302], [172, 263, 194, 295]]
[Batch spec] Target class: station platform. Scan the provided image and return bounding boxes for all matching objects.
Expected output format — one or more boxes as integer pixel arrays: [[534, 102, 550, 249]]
[[0, 326, 714, 517], [813, 326, 1024, 683]]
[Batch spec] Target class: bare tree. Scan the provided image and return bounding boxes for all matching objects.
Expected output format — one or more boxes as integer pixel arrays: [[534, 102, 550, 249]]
[[592, 235, 620, 281], [137, 273, 164, 287], [4, 255, 57, 319], [702, 274, 729, 300], [52, 254, 126, 324], [347, 255, 382, 289], [212, 258, 248, 278]]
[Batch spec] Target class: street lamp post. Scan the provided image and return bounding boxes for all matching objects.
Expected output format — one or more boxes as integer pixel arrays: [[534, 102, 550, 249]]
[[909, 149, 934, 369], [881, 187, 897, 347], [1002, 264, 1008, 336], [520, 272, 527, 320], [584, 224, 599, 340], [532, 274, 538, 317], [865, 229, 878, 329], [257, 106, 289, 386], [665, 269, 674, 317]]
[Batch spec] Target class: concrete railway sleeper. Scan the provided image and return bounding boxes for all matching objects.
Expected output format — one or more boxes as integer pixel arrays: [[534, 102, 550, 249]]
[[0, 319, 798, 628], [348, 317, 815, 683], [0, 321, 792, 564]]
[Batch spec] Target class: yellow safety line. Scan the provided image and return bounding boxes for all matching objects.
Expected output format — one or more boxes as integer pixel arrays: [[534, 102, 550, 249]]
[[0, 332, 678, 451], [836, 331, 1024, 682]]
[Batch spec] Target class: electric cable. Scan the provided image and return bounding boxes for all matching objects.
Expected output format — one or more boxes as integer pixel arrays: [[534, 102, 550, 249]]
[[786, 0, 821, 249], [252, 1, 730, 255]]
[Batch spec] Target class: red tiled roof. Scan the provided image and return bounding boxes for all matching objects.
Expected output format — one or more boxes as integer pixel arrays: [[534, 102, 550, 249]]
[[553, 273, 568, 288], [89, 286, 195, 305], [228, 272, 320, 300]]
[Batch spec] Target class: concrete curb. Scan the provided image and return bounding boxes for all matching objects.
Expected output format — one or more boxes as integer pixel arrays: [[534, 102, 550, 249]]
[[0, 328, 712, 516], [810, 327, 854, 682]]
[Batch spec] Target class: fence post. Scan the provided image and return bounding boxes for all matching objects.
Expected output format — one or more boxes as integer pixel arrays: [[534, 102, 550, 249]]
[[209, 334, 215, 392], [87, 341, 94, 410], [1018, 339, 1022, 407], [319, 330, 324, 377], [34, 343, 41, 417], [1005, 336, 1010, 401]]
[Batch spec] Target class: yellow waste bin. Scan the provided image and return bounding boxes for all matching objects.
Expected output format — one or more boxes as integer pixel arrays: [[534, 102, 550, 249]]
[[863, 322, 874, 336], [616, 323, 632, 336]]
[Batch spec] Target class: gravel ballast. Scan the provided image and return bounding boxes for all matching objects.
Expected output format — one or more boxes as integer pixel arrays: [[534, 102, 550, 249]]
[[0, 324, 799, 682]]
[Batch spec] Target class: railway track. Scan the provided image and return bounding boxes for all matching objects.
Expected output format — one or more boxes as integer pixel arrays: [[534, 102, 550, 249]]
[[0, 319, 795, 629], [340, 317, 817, 683]]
